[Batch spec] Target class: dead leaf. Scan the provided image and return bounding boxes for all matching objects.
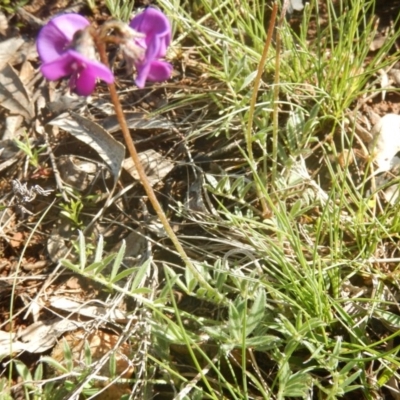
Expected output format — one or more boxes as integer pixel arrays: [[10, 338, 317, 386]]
[[0, 319, 90, 356], [57, 155, 110, 191], [102, 112, 174, 133], [289, 0, 304, 12], [50, 297, 127, 322], [0, 37, 24, 70], [369, 113, 400, 172], [10, 232, 24, 248], [0, 63, 34, 121], [49, 112, 125, 185], [0, 12, 8, 36], [19, 60, 36, 87], [3, 115, 23, 140], [123, 148, 174, 185], [47, 227, 70, 263], [0, 139, 21, 172], [378, 69, 390, 101]]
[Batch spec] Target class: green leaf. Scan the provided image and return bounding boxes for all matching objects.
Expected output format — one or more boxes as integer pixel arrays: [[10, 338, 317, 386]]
[[239, 70, 257, 91], [14, 360, 33, 384], [374, 309, 400, 330], [62, 339, 74, 371], [34, 362, 43, 381], [111, 266, 138, 284], [109, 352, 117, 378], [40, 356, 69, 374], [60, 259, 82, 274], [94, 235, 104, 263], [84, 340, 92, 366], [110, 240, 126, 281], [280, 369, 313, 398], [129, 259, 151, 291], [229, 302, 243, 342], [245, 289, 266, 337], [245, 335, 283, 351], [341, 369, 362, 391]]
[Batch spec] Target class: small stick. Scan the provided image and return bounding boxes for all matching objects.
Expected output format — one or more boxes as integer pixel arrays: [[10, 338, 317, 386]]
[[245, 2, 278, 217]]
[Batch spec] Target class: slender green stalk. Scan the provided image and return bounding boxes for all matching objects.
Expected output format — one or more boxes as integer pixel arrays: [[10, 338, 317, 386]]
[[271, 0, 289, 181], [245, 2, 278, 217], [95, 40, 222, 302]]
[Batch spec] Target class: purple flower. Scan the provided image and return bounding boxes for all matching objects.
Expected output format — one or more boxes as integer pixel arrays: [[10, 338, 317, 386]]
[[37, 14, 114, 96], [129, 8, 173, 88]]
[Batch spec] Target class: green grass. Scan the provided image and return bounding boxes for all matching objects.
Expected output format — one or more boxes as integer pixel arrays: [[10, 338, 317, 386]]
[[7, 0, 400, 398]]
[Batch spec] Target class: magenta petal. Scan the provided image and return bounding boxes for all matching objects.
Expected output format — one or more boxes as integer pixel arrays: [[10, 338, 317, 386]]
[[146, 61, 173, 82], [89, 62, 114, 84], [129, 7, 173, 88], [70, 50, 114, 84], [130, 8, 171, 38], [135, 63, 151, 89], [135, 60, 172, 88], [130, 7, 171, 57], [40, 52, 76, 80], [74, 70, 97, 96], [71, 51, 114, 95], [37, 14, 89, 63], [40, 50, 114, 95]]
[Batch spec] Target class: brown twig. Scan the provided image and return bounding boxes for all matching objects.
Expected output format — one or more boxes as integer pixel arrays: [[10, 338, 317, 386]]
[[245, 2, 278, 218]]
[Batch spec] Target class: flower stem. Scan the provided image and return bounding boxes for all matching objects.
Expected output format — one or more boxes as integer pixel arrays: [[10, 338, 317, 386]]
[[245, 2, 278, 218], [272, 1, 289, 182], [95, 40, 222, 302]]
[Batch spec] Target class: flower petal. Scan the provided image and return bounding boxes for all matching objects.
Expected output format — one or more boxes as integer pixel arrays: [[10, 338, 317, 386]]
[[40, 51, 77, 80], [130, 7, 171, 57], [40, 49, 114, 96], [135, 60, 172, 88], [134, 63, 151, 88], [37, 14, 90, 63], [146, 60, 173, 82], [69, 51, 114, 96], [74, 69, 97, 96]]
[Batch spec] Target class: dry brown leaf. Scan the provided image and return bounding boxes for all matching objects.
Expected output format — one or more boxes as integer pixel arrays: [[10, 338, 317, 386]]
[[47, 227, 70, 263], [0, 12, 8, 36], [50, 297, 127, 322], [19, 60, 36, 86], [0, 319, 90, 356], [49, 112, 125, 185], [369, 113, 400, 172], [0, 37, 24, 70], [0, 63, 34, 121], [123, 148, 174, 185], [10, 231, 24, 248], [0, 139, 21, 172], [57, 155, 105, 191], [3, 115, 23, 140]]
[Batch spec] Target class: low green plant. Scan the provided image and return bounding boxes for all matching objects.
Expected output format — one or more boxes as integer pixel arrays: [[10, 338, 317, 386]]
[[59, 198, 84, 229], [14, 133, 46, 169], [0, 0, 29, 13]]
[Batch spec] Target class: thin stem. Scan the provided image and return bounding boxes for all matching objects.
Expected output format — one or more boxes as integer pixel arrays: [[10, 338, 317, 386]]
[[272, 1, 288, 181], [245, 2, 278, 217], [95, 40, 222, 302]]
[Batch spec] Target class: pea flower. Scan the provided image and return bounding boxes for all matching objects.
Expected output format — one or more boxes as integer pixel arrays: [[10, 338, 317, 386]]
[[36, 14, 114, 96], [128, 8, 173, 88]]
